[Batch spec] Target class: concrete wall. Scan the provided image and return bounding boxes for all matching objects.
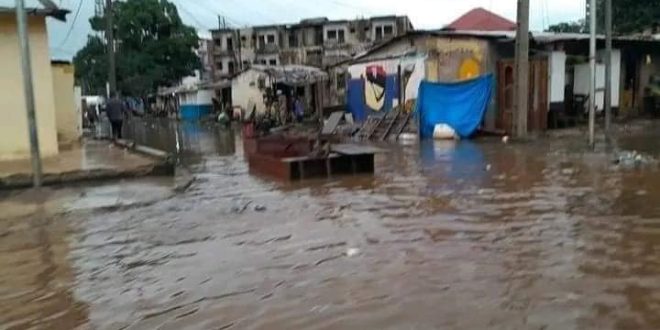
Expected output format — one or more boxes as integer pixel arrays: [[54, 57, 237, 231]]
[[178, 89, 214, 106], [255, 54, 279, 66], [348, 55, 426, 105], [51, 63, 81, 147], [0, 14, 59, 160], [346, 56, 426, 121], [353, 34, 497, 128], [256, 28, 279, 47], [371, 19, 397, 41], [358, 35, 490, 82], [323, 23, 351, 44], [231, 69, 272, 114], [425, 37, 490, 82]]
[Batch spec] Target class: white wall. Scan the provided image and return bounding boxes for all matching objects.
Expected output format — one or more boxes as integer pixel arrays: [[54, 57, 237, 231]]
[[231, 69, 272, 114], [575, 64, 603, 111], [197, 89, 214, 105], [574, 49, 621, 111], [548, 51, 566, 103], [597, 49, 621, 107], [179, 89, 213, 106]]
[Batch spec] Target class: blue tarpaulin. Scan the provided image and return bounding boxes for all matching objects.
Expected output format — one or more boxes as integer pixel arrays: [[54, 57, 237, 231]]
[[416, 74, 493, 139]]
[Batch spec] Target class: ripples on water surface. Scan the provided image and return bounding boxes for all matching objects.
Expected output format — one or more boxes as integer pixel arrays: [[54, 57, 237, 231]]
[[2, 119, 660, 329]]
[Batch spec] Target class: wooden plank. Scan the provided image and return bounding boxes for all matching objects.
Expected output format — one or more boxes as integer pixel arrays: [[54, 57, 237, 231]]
[[380, 111, 400, 141], [331, 144, 384, 155], [322, 111, 345, 135], [394, 111, 412, 140], [355, 117, 375, 139], [366, 115, 384, 140]]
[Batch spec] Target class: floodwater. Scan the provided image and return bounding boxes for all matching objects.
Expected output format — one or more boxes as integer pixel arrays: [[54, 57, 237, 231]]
[[2, 118, 660, 330]]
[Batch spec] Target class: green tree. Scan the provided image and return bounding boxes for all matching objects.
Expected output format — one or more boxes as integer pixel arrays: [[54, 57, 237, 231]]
[[546, 0, 660, 34], [608, 0, 659, 34], [74, 0, 200, 96], [547, 20, 586, 33]]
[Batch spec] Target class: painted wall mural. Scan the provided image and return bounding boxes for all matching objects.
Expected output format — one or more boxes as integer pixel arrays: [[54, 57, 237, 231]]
[[364, 65, 388, 111], [431, 39, 485, 82], [347, 56, 426, 122]]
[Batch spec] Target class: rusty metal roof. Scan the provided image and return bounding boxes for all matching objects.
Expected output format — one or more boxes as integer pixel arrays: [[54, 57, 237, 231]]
[[445, 7, 516, 31], [241, 65, 328, 86]]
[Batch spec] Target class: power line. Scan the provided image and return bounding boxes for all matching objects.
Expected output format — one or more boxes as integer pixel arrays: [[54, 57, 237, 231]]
[[222, 0, 278, 25], [56, 0, 83, 48], [172, 0, 215, 30], [183, 0, 249, 28], [544, 0, 551, 30], [327, 0, 376, 15]]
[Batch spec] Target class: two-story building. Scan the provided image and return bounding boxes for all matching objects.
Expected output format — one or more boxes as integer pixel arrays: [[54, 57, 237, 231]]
[[209, 15, 413, 79], [211, 28, 239, 79]]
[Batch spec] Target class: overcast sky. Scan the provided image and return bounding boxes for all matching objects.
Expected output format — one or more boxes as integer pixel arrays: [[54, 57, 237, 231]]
[[48, 0, 587, 60]]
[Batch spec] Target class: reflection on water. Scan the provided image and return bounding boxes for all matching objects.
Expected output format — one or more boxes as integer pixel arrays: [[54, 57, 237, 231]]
[[125, 118, 237, 167], [2, 119, 660, 329], [0, 213, 89, 329]]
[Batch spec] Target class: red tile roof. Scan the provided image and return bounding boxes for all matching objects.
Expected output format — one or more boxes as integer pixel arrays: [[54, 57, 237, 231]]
[[446, 7, 517, 31]]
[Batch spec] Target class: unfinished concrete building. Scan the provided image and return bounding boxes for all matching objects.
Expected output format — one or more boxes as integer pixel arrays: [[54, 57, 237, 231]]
[[210, 15, 414, 80]]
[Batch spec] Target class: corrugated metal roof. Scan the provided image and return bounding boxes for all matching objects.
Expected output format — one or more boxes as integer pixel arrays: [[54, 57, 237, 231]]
[[352, 29, 660, 63], [0, 0, 69, 21], [239, 65, 328, 86], [352, 29, 516, 61]]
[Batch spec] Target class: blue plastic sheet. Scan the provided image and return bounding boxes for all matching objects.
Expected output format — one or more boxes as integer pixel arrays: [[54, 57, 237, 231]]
[[416, 74, 493, 139]]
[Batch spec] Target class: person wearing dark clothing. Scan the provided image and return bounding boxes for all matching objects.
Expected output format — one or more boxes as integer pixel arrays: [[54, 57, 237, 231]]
[[106, 94, 126, 140]]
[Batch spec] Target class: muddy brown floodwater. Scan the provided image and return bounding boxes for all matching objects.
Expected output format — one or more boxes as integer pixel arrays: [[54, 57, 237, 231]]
[[2, 118, 660, 330]]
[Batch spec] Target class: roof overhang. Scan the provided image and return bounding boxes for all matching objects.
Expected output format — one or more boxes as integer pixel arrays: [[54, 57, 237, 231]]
[[0, 0, 69, 21]]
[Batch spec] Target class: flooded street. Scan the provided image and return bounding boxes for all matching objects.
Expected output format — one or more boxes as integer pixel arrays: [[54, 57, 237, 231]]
[[2, 118, 660, 330]]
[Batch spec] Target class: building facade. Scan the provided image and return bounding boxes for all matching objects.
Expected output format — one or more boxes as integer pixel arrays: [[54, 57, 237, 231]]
[[210, 15, 413, 80], [197, 38, 214, 82], [0, 3, 69, 160]]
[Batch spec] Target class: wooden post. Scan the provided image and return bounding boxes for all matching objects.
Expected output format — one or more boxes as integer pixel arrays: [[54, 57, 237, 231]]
[[106, 0, 116, 95], [514, 0, 530, 138], [397, 64, 403, 108], [588, 0, 597, 147], [604, 0, 613, 135]]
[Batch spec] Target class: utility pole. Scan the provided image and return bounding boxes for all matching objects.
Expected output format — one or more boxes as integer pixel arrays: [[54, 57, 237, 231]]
[[588, 0, 597, 147], [105, 0, 116, 96], [514, 0, 530, 138], [604, 0, 613, 135], [16, 0, 43, 187]]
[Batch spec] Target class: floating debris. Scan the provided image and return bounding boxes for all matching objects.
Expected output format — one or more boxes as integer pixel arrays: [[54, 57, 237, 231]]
[[613, 150, 657, 167], [345, 248, 360, 257]]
